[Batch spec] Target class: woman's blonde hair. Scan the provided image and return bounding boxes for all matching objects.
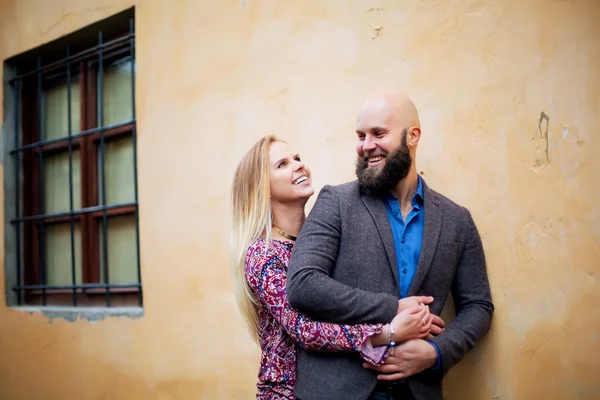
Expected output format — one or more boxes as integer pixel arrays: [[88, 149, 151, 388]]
[[231, 135, 281, 342]]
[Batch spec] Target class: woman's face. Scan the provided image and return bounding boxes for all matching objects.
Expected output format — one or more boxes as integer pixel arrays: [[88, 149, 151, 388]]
[[269, 141, 314, 204]]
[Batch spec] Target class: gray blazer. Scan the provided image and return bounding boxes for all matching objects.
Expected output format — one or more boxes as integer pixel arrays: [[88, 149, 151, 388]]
[[287, 179, 494, 400]]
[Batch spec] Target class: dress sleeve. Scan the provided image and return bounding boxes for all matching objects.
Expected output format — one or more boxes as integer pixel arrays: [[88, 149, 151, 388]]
[[246, 243, 387, 365]]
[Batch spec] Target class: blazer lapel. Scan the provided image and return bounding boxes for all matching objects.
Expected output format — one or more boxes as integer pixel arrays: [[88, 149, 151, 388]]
[[361, 193, 399, 285], [407, 185, 443, 296]]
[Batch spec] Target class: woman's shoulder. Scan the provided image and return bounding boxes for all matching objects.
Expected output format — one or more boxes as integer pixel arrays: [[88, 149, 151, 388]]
[[245, 239, 292, 279], [246, 238, 292, 259]]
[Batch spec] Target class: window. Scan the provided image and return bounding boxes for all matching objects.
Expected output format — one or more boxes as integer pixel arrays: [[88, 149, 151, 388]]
[[3, 8, 141, 308]]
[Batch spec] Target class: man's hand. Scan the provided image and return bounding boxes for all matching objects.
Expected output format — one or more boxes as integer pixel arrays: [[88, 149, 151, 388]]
[[362, 339, 438, 380], [397, 296, 433, 314], [429, 314, 445, 337]]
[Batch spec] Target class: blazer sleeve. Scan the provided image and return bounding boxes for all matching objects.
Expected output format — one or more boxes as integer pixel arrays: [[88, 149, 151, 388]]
[[429, 208, 494, 377], [287, 185, 398, 325], [246, 245, 388, 365]]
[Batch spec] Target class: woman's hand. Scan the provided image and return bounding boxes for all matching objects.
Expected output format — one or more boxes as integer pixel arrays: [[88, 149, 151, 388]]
[[390, 305, 432, 342]]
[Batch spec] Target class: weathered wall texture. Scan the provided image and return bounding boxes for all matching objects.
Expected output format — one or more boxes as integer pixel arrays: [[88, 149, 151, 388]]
[[0, 0, 599, 399]]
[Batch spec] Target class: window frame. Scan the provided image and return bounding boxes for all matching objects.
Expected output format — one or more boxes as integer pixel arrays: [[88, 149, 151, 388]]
[[5, 9, 142, 308]]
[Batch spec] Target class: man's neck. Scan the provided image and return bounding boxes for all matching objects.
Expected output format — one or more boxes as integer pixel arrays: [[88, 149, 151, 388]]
[[271, 201, 306, 238], [391, 170, 419, 210]]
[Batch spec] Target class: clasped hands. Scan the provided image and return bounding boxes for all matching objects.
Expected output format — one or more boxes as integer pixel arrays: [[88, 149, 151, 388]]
[[363, 296, 446, 381]]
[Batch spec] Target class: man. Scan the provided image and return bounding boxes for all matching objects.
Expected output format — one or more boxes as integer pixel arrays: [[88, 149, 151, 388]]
[[287, 91, 494, 400]]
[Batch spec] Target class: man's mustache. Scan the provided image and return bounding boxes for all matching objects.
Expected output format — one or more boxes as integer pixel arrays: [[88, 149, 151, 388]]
[[363, 150, 387, 160]]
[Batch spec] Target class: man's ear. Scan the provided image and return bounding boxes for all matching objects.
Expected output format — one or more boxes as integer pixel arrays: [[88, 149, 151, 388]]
[[407, 126, 421, 147]]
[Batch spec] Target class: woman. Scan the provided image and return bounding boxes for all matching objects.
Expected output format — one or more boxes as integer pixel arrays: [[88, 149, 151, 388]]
[[231, 135, 433, 399]]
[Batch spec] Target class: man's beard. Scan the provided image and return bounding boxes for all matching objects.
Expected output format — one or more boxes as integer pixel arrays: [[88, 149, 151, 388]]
[[355, 129, 412, 197]]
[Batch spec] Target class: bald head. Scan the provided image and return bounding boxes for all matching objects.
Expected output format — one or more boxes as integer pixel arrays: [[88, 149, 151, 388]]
[[354, 91, 421, 195], [354, 90, 422, 183], [357, 91, 420, 131]]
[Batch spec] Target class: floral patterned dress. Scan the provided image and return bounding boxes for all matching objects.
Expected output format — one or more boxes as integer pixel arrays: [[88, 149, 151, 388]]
[[245, 238, 387, 399]]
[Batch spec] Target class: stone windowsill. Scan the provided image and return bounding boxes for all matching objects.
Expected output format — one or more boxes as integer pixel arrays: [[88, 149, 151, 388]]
[[9, 305, 144, 322]]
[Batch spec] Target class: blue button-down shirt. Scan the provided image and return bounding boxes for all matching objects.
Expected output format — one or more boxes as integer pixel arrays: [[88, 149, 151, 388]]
[[384, 176, 441, 371], [384, 178, 424, 299]]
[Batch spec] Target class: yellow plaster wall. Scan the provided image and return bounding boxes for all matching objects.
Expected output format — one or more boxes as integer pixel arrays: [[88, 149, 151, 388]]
[[0, 0, 598, 399]]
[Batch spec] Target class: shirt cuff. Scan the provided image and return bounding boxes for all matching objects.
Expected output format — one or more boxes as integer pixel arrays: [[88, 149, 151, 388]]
[[357, 325, 388, 366], [360, 338, 388, 365], [425, 340, 442, 371]]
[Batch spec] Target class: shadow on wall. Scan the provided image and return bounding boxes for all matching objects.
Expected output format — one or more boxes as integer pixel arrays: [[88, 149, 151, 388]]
[[439, 294, 499, 400]]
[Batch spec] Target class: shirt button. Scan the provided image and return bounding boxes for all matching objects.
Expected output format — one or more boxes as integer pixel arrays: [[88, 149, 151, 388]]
[[402, 268, 407, 274], [401, 239, 406, 244]]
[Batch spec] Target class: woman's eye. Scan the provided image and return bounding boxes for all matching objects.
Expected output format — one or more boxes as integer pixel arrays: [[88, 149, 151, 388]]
[[278, 162, 286, 168]]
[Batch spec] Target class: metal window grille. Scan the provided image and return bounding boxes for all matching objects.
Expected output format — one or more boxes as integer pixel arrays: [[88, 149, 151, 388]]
[[6, 10, 141, 307]]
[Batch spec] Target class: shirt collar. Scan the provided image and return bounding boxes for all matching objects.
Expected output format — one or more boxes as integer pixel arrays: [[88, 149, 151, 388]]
[[413, 175, 424, 206]]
